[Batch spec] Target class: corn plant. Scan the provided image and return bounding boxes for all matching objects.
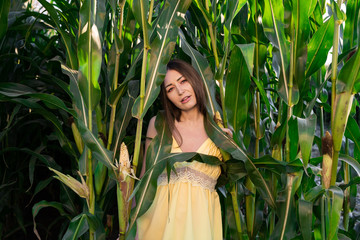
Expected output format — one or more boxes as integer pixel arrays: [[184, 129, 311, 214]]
[[1, 0, 360, 239]]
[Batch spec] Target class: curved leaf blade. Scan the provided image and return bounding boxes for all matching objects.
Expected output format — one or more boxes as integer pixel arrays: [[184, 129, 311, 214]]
[[305, 16, 335, 78], [262, 0, 290, 104], [297, 114, 317, 166], [78, 0, 102, 111], [179, 29, 220, 116], [37, 0, 78, 69], [132, 0, 192, 119], [225, 44, 254, 133], [205, 118, 277, 209]]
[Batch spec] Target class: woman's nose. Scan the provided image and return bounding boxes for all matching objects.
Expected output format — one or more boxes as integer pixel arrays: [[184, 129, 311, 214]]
[[176, 85, 184, 95]]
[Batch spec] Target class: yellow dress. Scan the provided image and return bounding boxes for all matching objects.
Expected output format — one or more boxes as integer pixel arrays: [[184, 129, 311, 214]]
[[137, 137, 223, 240]]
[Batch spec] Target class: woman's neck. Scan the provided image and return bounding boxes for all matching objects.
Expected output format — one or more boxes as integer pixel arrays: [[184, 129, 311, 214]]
[[178, 107, 203, 123]]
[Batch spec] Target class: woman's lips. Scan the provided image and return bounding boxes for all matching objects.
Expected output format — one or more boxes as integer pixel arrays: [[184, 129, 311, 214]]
[[181, 96, 191, 103]]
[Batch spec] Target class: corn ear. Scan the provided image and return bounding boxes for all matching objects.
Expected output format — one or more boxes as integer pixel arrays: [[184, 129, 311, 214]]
[[272, 144, 282, 161], [116, 143, 139, 181], [69, 117, 84, 154], [214, 111, 224, 128], [321, 131, 333, 189], [49, 167, 89, 201]]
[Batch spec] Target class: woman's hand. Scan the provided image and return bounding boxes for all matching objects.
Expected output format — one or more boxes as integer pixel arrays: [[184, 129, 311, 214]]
[[221, 128, 233, 138]]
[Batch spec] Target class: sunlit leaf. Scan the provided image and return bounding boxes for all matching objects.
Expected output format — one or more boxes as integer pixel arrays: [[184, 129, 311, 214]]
[[225, 44, 254, 133], [305, 16, 334, 78], [327, 186, 344, 240], [338, 154, 360, 176], [262, 0, 291, 105], [205, 118, 277, 209], [78, 0, 102, 111], [297, 114, 317, 166], [298, 199, 313, 240], [333, 48, 360, 152], [37, 0, 78, 69]]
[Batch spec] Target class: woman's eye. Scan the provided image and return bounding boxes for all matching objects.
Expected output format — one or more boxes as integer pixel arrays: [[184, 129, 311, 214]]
[[167, 87, 174, 93], [181, 79, 187, 84]]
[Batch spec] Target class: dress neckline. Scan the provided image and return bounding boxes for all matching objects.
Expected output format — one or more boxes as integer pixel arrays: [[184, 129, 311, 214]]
[[173, 137, 210, 153]]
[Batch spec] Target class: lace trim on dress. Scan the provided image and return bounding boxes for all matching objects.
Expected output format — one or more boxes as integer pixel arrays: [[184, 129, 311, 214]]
[[157, 166, 217, 191]]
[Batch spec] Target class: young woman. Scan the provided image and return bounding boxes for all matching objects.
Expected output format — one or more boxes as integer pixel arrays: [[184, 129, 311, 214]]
[[137, 59, 231, 240]]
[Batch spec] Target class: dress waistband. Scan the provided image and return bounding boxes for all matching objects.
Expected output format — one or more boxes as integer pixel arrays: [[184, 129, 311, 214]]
[[157, 166, 217, 191]]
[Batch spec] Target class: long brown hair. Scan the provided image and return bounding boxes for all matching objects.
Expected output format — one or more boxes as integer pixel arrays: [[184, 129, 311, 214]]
[[160, 59, 207, 145]]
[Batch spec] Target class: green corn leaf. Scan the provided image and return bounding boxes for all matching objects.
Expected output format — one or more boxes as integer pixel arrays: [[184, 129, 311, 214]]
[[179, 29, 221, 117], [225, 44, 254, 133], [109, 82, 128, 107], [308, 0, 318, 16], [61, 63, 89, 128], [291, 0, 310, 94], [32, 200, 67, 239], [338, 154, 360, 176], [205, 118, 277, 209], [304, 185, 325, 202], [304, 77, 328, 117], [332, 48, 360, 152], [289, 116, 299, 161], [94, 162, 107, 198], [327, 186, 344, 240], [0, 147, 59, 169], [127, 113, 171, 233], [76, 120, 116, 171], [27, 178, 53, 207], [339, 176, 360, 190], [305, 16, 335, 78], [262, 0, 291, 105], [298, 199, 313, 240], [132, 0, 192, 120], [331, 0, 346, 22], [345, 116, 360, 161], [27, 145, 46, 192], [224, 0, 246, 49], [343, 0, 359, 52], [0, 83, 76, 118], [252, 76, 271, 116], [62, 214, 89, 240], [37, 0, 78, 69], [0, 0, 10, 39], [297, 114, 317, 167], [132, 0, 150, 46], [0, 82, 35, 96], [271, 171, 303, 240], [78, 0, 102, 111], [113, 81, 139, 157]]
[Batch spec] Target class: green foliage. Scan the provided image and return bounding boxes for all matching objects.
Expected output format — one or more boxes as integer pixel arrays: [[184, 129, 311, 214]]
[[1, 0, 360, 239]]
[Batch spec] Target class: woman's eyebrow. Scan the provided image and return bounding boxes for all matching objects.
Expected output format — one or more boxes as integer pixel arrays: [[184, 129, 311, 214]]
[[165, 75, 183, 88]]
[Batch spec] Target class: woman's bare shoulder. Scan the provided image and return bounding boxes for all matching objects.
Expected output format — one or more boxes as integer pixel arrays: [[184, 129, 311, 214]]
[[146, 116, 157, 139]]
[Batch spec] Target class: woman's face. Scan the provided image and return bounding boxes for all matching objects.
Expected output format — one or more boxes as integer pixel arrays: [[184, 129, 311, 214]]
[[163, 69, 197, 112]]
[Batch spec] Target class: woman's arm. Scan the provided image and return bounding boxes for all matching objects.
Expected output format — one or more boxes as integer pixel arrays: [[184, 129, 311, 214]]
[[139, 116, 157, 177], [221, 127, 233, 138]]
